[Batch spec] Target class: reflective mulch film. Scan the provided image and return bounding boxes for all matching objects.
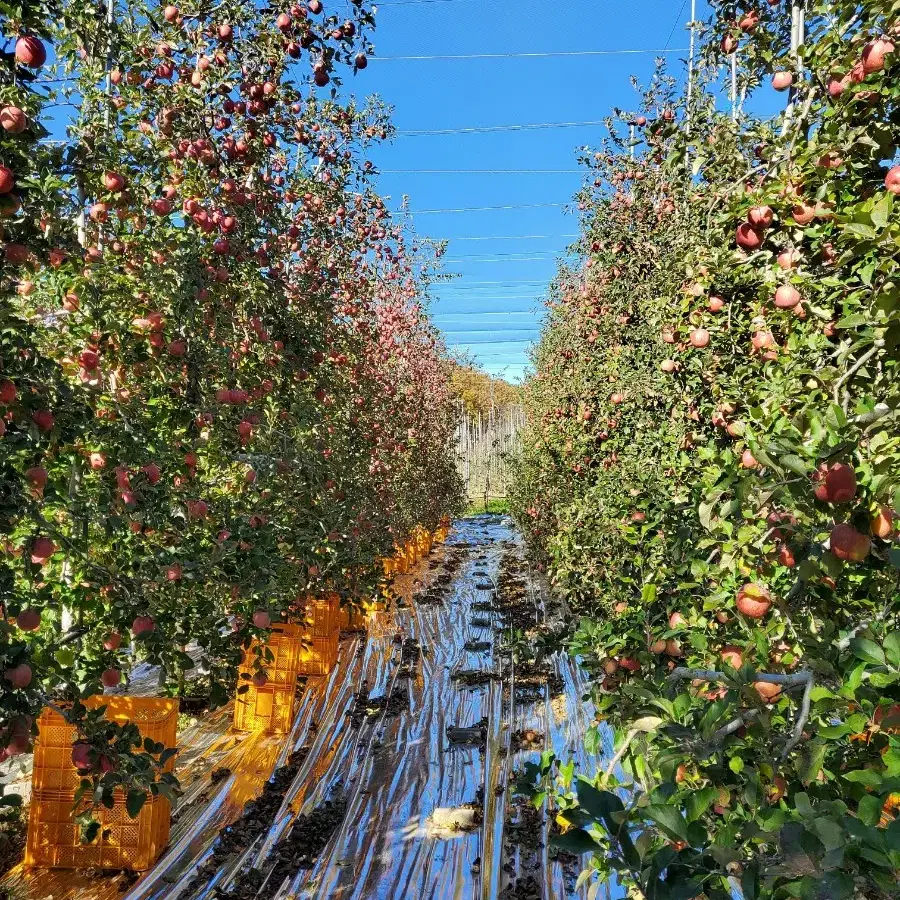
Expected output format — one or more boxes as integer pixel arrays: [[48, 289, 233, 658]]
[[4, 517, 611, 900]]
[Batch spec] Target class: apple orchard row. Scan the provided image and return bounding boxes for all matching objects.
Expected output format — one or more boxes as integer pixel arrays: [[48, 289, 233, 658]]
[[0, 0, 462, 826], [511, 3, 900, 898]]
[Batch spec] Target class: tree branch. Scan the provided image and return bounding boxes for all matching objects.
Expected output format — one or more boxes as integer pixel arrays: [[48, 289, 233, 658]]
[[781, 670, 814, 761], [833, 341, 883, 409], [601, 727, 638, 788]]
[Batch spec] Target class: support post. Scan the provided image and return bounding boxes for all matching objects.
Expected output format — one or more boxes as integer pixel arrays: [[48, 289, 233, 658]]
[[730, 53, 737, 121], [686, 0, 697, 121]]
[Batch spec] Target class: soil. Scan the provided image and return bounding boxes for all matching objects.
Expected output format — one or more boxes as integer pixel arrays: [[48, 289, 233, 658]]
[[184, 748, 309, 897], [348, 682, 410, 725]]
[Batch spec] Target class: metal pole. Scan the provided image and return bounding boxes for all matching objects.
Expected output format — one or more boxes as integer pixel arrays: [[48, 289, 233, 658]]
[[629, 123, 635, 158], [783, 2, 805, 130], [687, 0, 696, 120], [731, 53, 737, 121]]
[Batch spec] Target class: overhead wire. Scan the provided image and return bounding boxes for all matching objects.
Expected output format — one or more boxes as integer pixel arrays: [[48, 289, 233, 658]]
[[372, 48, 689, 61], [396, 119, 605, 136], [402, 201, 567, 213], [439, 233, 578, 241], [379, 168, 582, 174]]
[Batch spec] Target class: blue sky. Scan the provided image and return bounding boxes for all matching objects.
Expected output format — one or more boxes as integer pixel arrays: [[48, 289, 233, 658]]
[[356, 0, 712, 381]]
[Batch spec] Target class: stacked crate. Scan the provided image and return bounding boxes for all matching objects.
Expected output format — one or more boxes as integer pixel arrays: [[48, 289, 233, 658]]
[[233, 622, 305, 733], [25, 697, 178, 870], [295, 592, 340, 676]]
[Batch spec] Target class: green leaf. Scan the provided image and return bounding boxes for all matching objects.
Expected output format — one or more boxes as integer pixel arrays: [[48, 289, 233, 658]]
[[843, 769, 882, 788], [797, 739, 827, 787], [631, 716, 663, 733], [850, 638, 886, 666], [817, 724, 851, 739], [576, 780, 624, 830], [844, 222, 879, 240], [818, 871, 855, 898], [80, 820, 101, 845], [857, 794, 884, 827], [645, 803, 690, 842], [126, 789, 147, 819], [551, 828, 599, 854], [871, 191, 893, 229], [885, 632, 900, 668], [780, 454, 809, 476], [685, 787, 717, 822]]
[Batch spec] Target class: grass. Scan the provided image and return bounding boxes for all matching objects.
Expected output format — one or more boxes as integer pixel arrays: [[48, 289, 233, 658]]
[[463, 498, 510, 516]]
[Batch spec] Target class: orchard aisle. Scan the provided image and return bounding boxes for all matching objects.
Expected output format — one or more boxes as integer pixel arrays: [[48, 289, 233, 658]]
[[6, 518, 603, 900]]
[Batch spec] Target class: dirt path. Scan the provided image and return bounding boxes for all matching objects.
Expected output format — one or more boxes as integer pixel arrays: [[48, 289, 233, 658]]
[[4, 516, 608, 900]]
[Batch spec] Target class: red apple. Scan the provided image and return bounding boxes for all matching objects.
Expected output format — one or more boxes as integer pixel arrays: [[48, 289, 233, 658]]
[[103, 631, 122, 651], [736, 222, 764, 249], [747, 205, 773, 228], [15, 35, 47, 68], [252, 609, 271, 628], [792, 203, 816, 225], [813, 462, 856, 504], [132, 615, 156, 636], [71, 741, 93, 770], [754, 681, 781, 703], [827, 73, 849, 97], [16, 608, 41, 631], [0, 165, 14, 194], [772, 71, 793, 91], [719, 645, 743, 669], [142, 463, 161, 484], [103, 171, 126, 192], [251, 671, 268, 688], [690, 328, 710, 348], [24, 466, 48, 494], [736, 582, 772, 618], [665, 639, 683, 658], [885, 165, 900, 195], [777, 248, 800, 269], [830, 523, 870, 562], [871, 507, 896, 539], [32, 410, 54, 431], [0, 106, 27, 133], [30, 536, 55, 565], [862, 37, 894, 74], [741, 448, 758, 469], [101, 668, 122, 688], [774, 284, 801, 309], [5, 663, 32, 689]]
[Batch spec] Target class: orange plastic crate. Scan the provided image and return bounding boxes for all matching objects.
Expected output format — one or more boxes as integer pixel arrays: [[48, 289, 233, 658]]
[[340, 605, 367, 633], [26, 697, 177, 871], [237, 623, 305, 691], [297, 628, 339, 676], [31, 698, 179, 795], [404, 540, 417, 567], [295, 593, 340, 637], [393, 546, 409, 574], [233, 682, 297, 734], [233, 623, 305, 733], [25, 789, 171, 871]]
